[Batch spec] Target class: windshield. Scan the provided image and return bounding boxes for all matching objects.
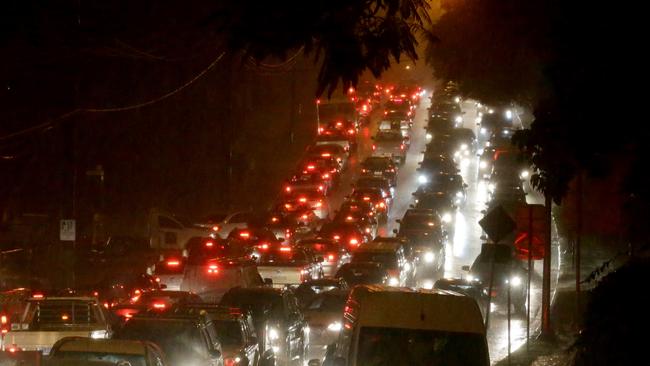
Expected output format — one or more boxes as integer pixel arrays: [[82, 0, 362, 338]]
[[51, 351, 146, 366], [298, 242, 337, 253], [402, 216, 437, 230], [375, 132, 403, 141], [214, 319, 244, 347], [219, 291, 284, 320], [362, 158, 391, 170], [305, 293, 347, 312], [351, 252, 397, 268], [356, 327, 489, 366], [258, 250, 308, 264]]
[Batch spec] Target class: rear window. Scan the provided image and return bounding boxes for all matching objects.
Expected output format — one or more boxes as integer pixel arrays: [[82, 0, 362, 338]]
[[351, 252, 397, 267], [51, 351, 146, 366], [402, 215, 437, 230], [298, 242, 337, 253], [375, 132, 403, 141], [305, 294, 347, 312], [357, 327, 488, 366], [258, 250, 308, 264], [362, 158, 391, 170], [219, 291, 284, 320], [30, 300, 100, 329], [214, 319, 244, 347]]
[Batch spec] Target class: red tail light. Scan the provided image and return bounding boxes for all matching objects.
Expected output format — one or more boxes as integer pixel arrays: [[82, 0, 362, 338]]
[[327, 253, 336, 262], [362, 105, 368, 111], [322, 173, 330, 179], [166, 260, 180, 267], [32, 293, 44, 299], [257, 243, 269, 250], [239, 232, 250, 239], [207, 264, 219, 274], [321, 153, 331, 157], [349, 238, 359, 246], [348, 129, 355, 135], [299, 197, 307, 203], [363, 196, 370, 201], [318, 185, 324, 191], [307, 164, 315, 170], [400, 144, 405, 150], [372, 144, 376, 151], [280, 247, 292, 252], [285, 186, 291, 192], [7, 346, 18, 353], [152, 303, 166, 310], [315, 200, 323, 207], [1, 315, 8, 325], [225, 358, 238, 366], [302, 214, 309, 219], [333, 235, 341, 241], [378, 201, 386, 208], [336, 121, 343, 126], [154, 277, 161, 283], [212, 225, 220, 231], [205, 241, 214, 247]]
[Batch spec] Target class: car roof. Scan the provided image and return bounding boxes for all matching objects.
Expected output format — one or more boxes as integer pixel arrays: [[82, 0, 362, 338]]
[[356, 241, 401, 252]]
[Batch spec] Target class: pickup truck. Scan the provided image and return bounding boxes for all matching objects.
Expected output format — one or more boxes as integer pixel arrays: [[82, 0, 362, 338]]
[[256, 247, 323, 288], [372, 130, 407, 165], [1, 296, 112, 355]]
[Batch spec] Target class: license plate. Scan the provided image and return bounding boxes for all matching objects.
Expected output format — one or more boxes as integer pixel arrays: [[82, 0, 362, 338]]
[[373, 171, 382, 176]]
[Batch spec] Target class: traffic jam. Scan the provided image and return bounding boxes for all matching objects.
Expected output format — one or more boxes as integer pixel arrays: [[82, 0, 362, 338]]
[[1, 81, 532, 366]]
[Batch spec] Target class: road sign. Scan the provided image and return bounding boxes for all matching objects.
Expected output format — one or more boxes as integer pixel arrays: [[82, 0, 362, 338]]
[[60, 219, 76, 241], [514, 204, 548, 258], [479, 205, 516, 243], [513, 232, 545, 260]]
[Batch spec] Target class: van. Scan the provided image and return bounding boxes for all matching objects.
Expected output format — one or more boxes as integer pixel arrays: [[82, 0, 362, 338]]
[[322, 285, 489, 366]]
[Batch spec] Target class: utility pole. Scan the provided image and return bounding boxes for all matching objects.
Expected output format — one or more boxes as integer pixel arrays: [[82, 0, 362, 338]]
[[541, 193, 553, 337], [576, 171, 583, 322]]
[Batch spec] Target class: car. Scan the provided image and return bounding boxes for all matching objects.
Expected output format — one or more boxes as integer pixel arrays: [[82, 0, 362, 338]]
[[371, 130, 408, 164], [255, 246, 323, 288], [114, 312, 223, 366], [394, 211, 446, 276], [450, 127, 478, 158], [349, 241, 412, 287], [359, 157, 397, 187], [293, 278, 349, 309], [427, 173, 468, 206], [227, 227, 283, 250], [81, 271, 161, 307], [306, 143, 348, 168], [173, 304, 265, 366], [295, 239, 351, 277], [348, 187, 391, 222], [315, 133, 353, 154], [219, 287, 308, 366], [207, 211, 254, 239], [112, 290, 204, 319], [265, 209, 320, 244], [47, 337, 168, 366], [278, 189, 329, 219], [417, 156, 458, 185], [334, 262, 389, 287], [335, 199, 380, 224], [412, 190, 456, 227], [285, 170, 332, 197], [318, 221, 368, 250], [333, 204, 378, 240], [302, 290, 350, 362], [465, 243, 528, 315], [322, 286, 489, 366]]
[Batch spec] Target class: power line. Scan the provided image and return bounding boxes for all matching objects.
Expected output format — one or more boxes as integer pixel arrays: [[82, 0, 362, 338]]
[[0, 51, 227, 142]]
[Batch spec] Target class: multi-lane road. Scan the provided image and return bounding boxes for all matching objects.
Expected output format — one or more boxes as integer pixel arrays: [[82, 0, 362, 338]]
[[325, 91, 560, 364]]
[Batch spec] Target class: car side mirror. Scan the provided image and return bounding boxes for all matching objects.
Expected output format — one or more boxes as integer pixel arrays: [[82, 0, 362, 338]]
[[395, 219, 401, 223], [392, 229, 398, 234], [208, 349, 221, 359], [263, 278, 273, 286], [462, 265, 470, 272]]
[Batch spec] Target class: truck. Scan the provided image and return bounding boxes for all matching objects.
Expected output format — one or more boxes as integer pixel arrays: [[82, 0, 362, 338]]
[[256, 247, 323, 288], [316, 94, 359, 131], [1, 296, 112, 355]]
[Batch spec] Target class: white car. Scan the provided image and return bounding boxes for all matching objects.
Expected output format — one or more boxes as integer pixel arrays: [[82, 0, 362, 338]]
[[199, 211, 252, 238]]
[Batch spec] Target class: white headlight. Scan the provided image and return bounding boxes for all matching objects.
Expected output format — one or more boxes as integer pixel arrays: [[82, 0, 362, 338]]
[[424, 252, 435, 263], [422, 280, 434, 290], [455, 97, 461, 103], [488, 108, 494, 114], [480, 127, 487, 135], [505, 110, 513, 120], [327, 322, 342, 332], [510, 276, 522, 287], [455, 116, 463, 123], [479, 161, 488, 170], [466, 274, 475, 282], [460, 143, 468, 150], [268, 328, 279, 341], [304, 326, 310, 335], [456, 191, 463, 198], [388, 277, 400, 286], [442, 213, 452, 223], [520, 170, 529, 179], [90, 330, 109, 339], [426, 133, 432, 140], [488, 183, 495, 192], [418, 175, 428, 184]]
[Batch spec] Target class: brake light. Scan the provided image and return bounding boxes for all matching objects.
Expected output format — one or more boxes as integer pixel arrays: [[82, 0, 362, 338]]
[[336, 121, 343, 126], [315, 201, 323, 207], [363, 196, 370, 201], [32, 293, 44, 299], [166, 260, 180, 267], [258, 243, 269, 250], [349, 238, 359, 246], [299, 197, 307, 203], [362, 105, 368, 111], [361, 169, 367, 173], [372, 144, 376, 151], [285, 186, 291, 192], [318, 185, 324, 191], [348, 128, 355, 135], [152, 303, 166, 309], [400, 144, 405, 150], [154, 277, 161, 283], [240, 232, 250, 239], [7, 346, 18, 353], [1, 315, 7, 325], [307, 165, 315, 170], [378, 202, 386, 208], [318, 127, 324, 134], [346, 215, 353, 221], [302, 214, 309, 220], [207, 264, 219, 275], [205, 241, 214, 247], [280, 247, 292, 252], [285, 203, 292, 209], [321, 153, 331, 157], [328, 253, 336, 261], [225, 358, 238, 366], [389, 168, 395, 172], [333, 235, 341, 240], [61, 314, 69, 321], [212, 225, 220, 232], [322, 173, 330, 179]]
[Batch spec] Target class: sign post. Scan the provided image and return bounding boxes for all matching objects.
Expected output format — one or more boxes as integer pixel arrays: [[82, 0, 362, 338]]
[[59, 219, 76, 242]]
